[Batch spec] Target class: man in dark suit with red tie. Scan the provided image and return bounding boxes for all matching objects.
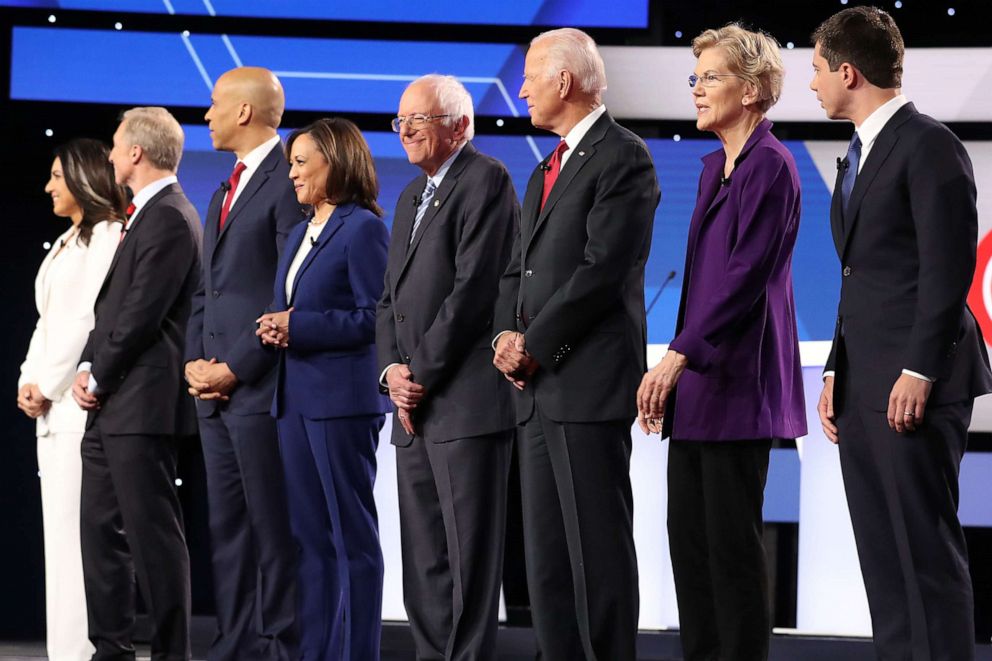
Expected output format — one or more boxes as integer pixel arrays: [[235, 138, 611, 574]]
[[811, 8, 992, 659], [493, 28, 659, 661], [72, 107, 202, 660], [184, 67, 303, 661]]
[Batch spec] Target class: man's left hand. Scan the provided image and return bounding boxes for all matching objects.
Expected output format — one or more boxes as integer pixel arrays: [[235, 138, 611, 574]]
[[186, 358, 237, 401], [887, 373, 932, 433]]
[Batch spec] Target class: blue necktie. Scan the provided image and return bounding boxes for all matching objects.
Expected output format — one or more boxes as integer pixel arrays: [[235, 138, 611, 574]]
[[409, 178, 436, 245], [841, 132, 861, 211]]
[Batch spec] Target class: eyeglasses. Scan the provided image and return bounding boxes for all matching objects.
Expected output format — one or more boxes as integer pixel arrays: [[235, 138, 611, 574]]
[[688, 73, 745, 89], [390, 113, 450, 132]]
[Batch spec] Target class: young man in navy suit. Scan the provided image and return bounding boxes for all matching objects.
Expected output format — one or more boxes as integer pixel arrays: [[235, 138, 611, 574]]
[[811, 8, 992, 659], [184, 67, 303, 661]]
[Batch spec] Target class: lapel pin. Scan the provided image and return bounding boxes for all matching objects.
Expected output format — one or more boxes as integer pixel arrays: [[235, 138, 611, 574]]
[[433, 199, 440, 207], [578, 151, 586, 156]]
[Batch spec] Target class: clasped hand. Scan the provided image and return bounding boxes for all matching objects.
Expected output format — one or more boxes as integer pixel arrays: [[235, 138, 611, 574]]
[[386, 364, 425, 436], [17, 383, 51, 419], [493, 332, 538, 390], [185, 358, 238, 401], [256, 308, 293, 348], [636, 350, 688, 434]]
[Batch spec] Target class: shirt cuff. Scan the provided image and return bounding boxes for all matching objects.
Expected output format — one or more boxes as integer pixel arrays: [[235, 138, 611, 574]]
[[902, 369, 934, 383], [822, 370, 835, 381], [77, 361, 92, 373], [380, 363, 400, 387], [492, 330, 513, 351]]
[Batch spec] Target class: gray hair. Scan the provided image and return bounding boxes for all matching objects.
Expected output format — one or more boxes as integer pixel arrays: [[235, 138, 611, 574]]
[[412, 74, 475, 141], [119, 106, 185, 171], [531, 28, 607, 96], [692, 24, 785, 113]]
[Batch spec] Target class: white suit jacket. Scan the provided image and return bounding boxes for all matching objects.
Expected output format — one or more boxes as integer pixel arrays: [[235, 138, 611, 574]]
[[19, 220, 121, 435]]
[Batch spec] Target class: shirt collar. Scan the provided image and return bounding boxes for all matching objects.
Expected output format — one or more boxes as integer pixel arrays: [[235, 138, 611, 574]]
[[855, 94, 909, 150], [427, 142, 466, 188], [130, 175, 178, 217], [238, 134, 281, 173], [563, 104, 607, 152]]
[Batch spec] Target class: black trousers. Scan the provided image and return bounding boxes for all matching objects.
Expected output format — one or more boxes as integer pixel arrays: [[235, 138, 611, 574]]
[[667, 438, 772, 661], [518, 406, 639, 661], [837, 391, 974, 661], [80, 417, 191, 661], [198, 411, 298, 661], [396, 429, 512, 661]]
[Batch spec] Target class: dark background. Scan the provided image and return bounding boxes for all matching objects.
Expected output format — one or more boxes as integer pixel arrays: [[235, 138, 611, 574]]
[[1, 0, 991, 641]]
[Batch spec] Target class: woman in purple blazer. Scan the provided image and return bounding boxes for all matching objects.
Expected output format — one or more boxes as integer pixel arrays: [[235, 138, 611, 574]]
[[256, 118, 389, 661], [637, 25, 807, 661]]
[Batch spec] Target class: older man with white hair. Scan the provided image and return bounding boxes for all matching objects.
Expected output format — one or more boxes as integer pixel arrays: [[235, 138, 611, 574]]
[[493, 28, 659, 660], [377, 74, 519, 660]]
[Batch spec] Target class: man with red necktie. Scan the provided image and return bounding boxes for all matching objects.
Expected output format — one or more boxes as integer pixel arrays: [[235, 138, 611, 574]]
[[492, 27, 660, 661], [184, 66, 303, 661]]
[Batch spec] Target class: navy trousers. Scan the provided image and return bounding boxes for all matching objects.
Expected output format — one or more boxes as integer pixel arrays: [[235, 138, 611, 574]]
[[276, 413, 385, 661]]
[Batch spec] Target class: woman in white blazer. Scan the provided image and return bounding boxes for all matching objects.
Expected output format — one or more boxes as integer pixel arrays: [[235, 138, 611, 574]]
[[17, 138, 126, 661]]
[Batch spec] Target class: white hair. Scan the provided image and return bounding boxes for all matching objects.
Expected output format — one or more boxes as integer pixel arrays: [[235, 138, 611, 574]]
[[119, 106, 184, 171], [411, 74, 475, 141], [531, 28, 607, 95]]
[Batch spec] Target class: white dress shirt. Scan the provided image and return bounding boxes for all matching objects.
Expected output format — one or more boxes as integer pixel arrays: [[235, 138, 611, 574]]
[[285, 219, 330, 302], [227, 134, 282, 209]]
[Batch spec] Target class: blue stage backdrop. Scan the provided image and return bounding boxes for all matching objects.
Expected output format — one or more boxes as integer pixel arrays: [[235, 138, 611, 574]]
[[0, 0, 650, 27]]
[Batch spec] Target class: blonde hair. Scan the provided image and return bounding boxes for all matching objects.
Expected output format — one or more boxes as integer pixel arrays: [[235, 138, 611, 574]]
[[119, 106, 185, 171], [531, 27, 607, 95], [692, 24, 784, 113]]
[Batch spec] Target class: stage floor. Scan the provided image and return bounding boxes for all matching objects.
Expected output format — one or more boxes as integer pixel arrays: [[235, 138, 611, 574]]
[[2, 620, 989, 660]]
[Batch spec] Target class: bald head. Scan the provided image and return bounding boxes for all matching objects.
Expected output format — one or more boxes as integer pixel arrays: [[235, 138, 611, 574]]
[[205, 66, 285, 156]]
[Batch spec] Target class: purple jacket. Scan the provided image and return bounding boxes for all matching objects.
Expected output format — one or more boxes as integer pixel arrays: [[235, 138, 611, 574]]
[[665, 120, 807, 441]]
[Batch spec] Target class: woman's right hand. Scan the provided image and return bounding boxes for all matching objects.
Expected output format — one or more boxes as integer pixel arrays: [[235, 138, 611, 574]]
[[17, 383, 51, 419]]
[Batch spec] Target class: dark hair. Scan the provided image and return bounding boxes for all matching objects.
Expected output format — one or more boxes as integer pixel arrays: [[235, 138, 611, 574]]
[[286, 118, 384, 217], [811, 6, 904, 89], [53, 138, 128, 245]]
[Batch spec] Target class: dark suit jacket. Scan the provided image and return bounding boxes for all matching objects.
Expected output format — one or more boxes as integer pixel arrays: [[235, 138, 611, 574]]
[[184, 142, 304, 417], [825, 103, 992, 409], [665, 119, 807, 441], [494, 112, 660, 424], [81, 182, 202, 435], [271, 203, 390, 420], [376, 142, 518, 446]]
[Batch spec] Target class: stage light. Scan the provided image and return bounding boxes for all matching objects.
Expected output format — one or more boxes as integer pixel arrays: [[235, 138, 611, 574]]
[[496, 118, 504, 127], [47, 14, 56, 23], [45, 129, 53, 137], [894, 1, 903, 7], [840, 0, 848, 4], [43, 242, 51, 250], [175, 478, 183, 487], [182, 30, 191, 37], [673, 134, 681, 142], [948, 7, 956, 15], [114, 22, 123, 30], [675, 30, 683, 39], [787, 42, 795, 49]]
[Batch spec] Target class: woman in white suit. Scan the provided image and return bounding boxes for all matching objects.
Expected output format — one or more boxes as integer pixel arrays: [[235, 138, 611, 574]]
[[17, 138, 126, 661]]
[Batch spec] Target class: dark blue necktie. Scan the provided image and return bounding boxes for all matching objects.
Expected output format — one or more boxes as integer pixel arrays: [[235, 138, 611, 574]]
[[841, 132, 861, 211]]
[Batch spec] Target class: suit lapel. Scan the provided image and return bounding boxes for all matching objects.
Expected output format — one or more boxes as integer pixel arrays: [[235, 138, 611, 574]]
[[216, 144, 282, 249], [840, 103, 916, 257], [524, 113, 612, 254], [102, 183, 177, 290], [203, 185, 225, 262], [389, 176, 424, 295], [288, 204, 350, 306]]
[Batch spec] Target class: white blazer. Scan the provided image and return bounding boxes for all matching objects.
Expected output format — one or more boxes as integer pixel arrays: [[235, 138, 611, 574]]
[[19, 220, 122, 436]]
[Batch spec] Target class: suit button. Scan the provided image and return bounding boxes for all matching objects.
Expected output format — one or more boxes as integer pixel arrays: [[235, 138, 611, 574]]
[[397, 314, 405, 322], [209, 332, 215, 339], [212, 290, 221, 297], [842, 266, 852, 277], [404, 355, 411, 362], [524, 269, 533, 278]]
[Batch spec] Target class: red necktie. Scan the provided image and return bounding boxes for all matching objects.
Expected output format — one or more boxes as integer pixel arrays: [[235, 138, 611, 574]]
[[219, 161, 247, 230], [120, 203, 136, 244], [540, 141, 570, 210]]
